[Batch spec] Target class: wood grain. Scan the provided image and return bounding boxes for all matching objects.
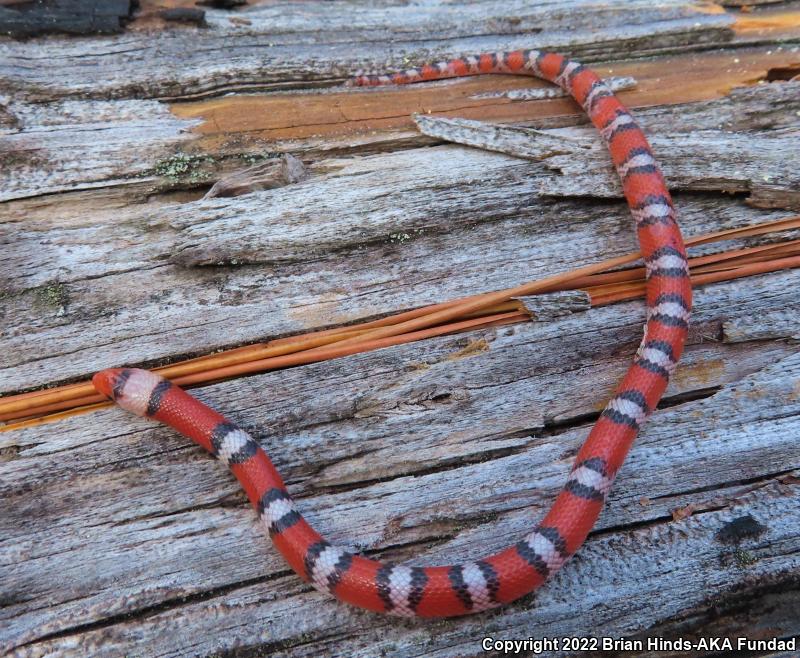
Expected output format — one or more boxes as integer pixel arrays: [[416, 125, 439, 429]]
[[0, 1, 735, 102], [2, 73, 798, 392], [2, 0, 799, 655], [3, 314, 799, 656]]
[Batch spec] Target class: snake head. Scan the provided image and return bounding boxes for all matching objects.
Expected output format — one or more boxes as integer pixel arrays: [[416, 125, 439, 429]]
[[93, 368, 167, 417]]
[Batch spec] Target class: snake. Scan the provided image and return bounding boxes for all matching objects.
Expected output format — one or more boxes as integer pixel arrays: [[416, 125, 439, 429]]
[[93, 50, 692, 618]]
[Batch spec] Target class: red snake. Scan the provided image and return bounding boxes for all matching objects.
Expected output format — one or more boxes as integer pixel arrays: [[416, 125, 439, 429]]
[[93, 51, 692, 618]]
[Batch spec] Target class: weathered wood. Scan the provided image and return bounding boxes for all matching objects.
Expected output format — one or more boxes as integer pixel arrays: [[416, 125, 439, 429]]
[[204, 152, 307, 199], [2, 1, 799, 655], [0, 98, 201, 202], [1, 180, 795, 393], [469, 74, 637, 100], [2, 311, 799, 656], [518, 291, 590, 321], [165, 44, 794, 155], [2, 52, 795, 203], [2, 69, 797, 392], [412, 82, 800, 208], [0, 1, 735, 102]]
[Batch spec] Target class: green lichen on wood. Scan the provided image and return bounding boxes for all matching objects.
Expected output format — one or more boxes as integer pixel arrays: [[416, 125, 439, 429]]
[[153, 152, 217, 183], [238, 152, 271, 166], [150, 151, 276, 188], [733, 549, 758, 568], [388, 228, 424, 244], [34, 281, 69, 311]]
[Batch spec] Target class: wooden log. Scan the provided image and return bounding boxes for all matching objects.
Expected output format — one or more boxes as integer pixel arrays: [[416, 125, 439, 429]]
[[2, 1, 799, 655], [0, 98, 201, 202]]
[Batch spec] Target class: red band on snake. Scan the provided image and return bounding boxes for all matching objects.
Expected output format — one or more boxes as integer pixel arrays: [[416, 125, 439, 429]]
[[93, 50, 692, 618]]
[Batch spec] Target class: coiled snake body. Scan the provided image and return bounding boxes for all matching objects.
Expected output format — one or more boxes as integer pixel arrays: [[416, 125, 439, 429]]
[[94, 50, 692, 618]]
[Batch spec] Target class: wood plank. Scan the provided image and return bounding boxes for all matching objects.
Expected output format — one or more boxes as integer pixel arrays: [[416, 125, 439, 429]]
[[411, 86, 800, 208], [0, 98, 201, 202]]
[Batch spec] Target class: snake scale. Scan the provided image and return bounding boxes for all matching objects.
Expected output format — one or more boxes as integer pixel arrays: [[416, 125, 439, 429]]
[[93, 50, 692, 618]]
